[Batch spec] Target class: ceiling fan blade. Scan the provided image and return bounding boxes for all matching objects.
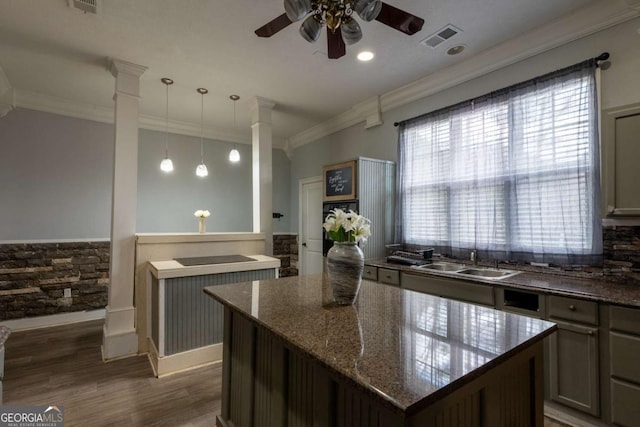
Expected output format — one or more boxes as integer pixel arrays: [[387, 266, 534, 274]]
[[327, 28, 346, 59], [255, 13, 293, 37], [375, 2, 424, 35]]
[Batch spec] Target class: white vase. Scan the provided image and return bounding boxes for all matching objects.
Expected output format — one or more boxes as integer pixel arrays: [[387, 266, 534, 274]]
[[198, 217, 206, 234], [326, 241, 364, 305]]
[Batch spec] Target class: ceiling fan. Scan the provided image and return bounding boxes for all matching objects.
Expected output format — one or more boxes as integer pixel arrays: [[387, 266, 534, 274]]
[[255, 0, 425, 59]]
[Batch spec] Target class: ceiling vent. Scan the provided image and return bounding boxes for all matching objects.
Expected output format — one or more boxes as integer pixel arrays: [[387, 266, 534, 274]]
[[421, 25, 461, 48], [68, 0, 100, 14]]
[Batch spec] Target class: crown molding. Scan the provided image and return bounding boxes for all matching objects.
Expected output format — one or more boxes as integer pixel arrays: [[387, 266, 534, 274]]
[[13, 88, 287, 148], [289, 0, 640, 149]]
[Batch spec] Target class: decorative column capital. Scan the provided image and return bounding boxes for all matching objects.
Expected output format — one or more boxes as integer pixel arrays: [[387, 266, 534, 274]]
[[108, 58, 148, 78], [250, 96, 276, 125]]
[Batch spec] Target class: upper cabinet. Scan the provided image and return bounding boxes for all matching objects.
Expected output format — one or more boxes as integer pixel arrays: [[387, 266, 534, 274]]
[[603, 103, 640, 216]]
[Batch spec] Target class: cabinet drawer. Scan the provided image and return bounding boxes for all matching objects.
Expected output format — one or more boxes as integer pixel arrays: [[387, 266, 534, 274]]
[[548, 295, 598, 326], [611, 378, 640, 427], [362, 266, 377, 281], [610, 332, 640, 384], [378, 268, 399, 286], [610, 305, 640, 335]]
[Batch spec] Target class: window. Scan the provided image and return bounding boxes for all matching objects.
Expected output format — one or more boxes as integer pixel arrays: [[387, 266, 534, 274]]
[[396, 61, 602, 265]]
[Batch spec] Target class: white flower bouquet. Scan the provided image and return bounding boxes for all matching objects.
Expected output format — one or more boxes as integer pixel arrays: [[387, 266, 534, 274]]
[[194, 210, 211, 218], [323, 209, 371, 244]]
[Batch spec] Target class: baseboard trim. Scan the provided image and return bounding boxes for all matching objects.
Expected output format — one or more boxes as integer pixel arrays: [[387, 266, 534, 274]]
[[147, 337, 223, 377], [0, 309, 105, 331]]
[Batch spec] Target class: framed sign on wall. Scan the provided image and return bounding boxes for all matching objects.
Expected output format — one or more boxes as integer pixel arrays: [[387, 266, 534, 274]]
[[323, 160, 357, 201]]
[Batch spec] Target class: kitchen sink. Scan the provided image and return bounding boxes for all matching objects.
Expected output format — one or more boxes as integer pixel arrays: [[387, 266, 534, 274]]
[[419, 263, 465, 272], [411, 263, 520, 280], [457, 269, 517, 278]]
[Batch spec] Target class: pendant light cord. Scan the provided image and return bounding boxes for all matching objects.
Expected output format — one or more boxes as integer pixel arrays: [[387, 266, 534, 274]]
[[200, 92, 204, 162], [165, 83, 170, 157]]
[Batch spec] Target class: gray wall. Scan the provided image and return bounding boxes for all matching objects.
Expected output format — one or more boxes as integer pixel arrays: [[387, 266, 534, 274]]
[[0, 108, 291, 240], [289, 17, 640, 232], [0, 108, 114, 240]]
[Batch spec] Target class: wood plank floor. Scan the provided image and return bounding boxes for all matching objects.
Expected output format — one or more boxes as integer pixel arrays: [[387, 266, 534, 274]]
[[3, 320, 221, 426], [3, 319, 571, 427]]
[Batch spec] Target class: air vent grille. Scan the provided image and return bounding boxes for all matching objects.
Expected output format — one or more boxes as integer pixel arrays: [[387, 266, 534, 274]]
[[421, 25, 461, 48], [68, 0, 100, 14]]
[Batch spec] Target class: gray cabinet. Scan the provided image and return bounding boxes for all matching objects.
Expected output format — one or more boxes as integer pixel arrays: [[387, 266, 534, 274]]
[[378, 268, 400, 286], [547, 321, 599, 416], [609, 305, 640, 426], [547, 295, 599, 417], [400, 272, 494, 307], [363, 266, 400, 287], [602, 103, 640, 216]]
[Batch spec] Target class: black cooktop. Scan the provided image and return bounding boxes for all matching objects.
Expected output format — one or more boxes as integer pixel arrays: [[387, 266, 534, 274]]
[[174, 255, 256, 266]]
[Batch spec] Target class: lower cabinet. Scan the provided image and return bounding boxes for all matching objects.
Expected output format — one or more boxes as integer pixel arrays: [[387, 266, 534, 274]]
[[547, 321, 600, 416], [365, 263, 640, 426], [609, 305, 640, 426], [400, 272, 494, 306]]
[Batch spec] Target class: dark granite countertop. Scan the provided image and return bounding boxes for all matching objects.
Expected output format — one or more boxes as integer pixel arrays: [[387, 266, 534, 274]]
[[204, 275, 555, 415], [366, 259, 640, 308]]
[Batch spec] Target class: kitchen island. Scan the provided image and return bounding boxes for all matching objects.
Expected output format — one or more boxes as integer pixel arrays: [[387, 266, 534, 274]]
[[204, 274, 556, 427]]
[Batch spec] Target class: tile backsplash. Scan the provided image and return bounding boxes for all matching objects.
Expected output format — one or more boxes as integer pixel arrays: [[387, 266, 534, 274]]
[[603, 225, 640, 284]]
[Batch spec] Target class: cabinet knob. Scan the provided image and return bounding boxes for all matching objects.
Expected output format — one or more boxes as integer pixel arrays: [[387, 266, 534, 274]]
[[588, 330, 595, 336], [568, 305, 576, 311]]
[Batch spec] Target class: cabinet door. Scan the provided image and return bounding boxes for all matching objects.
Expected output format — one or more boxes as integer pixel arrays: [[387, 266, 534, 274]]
[[548, 321, 599, 416], [602, 103, 640, 216]]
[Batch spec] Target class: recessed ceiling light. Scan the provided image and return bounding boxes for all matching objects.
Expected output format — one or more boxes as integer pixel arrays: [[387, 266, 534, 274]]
[[447, 45, 465, 55], [357, 51, 374, 62]]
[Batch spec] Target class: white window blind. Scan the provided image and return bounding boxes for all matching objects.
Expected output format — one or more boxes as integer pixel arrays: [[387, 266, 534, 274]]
[[396, 61, 602, 265]]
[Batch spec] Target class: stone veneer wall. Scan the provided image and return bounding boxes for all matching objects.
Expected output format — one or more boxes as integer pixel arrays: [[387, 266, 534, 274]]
[[273, 234, 298, 277], [0, 242, 110, 321], [603, 225, 640, 284]]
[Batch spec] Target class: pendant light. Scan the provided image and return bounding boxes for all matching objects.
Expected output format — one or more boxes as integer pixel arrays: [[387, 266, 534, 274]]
[[195, 87, 208, 177], [228, 95, 240, 163], [159, 78, 174, 173]]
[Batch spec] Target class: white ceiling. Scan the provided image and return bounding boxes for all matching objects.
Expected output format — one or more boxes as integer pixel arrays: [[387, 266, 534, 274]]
[[0, 0, 630, 148]]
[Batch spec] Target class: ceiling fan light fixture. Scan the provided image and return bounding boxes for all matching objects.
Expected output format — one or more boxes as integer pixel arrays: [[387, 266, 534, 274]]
[[354, 0, 382, 22], [300, 14, 323, 43], [341, 18, 362, 45], [284, 0, 312, 22]]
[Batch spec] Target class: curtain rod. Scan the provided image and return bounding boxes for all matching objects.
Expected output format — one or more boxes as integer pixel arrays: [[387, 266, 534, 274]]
[[393, 52, 610, 127]]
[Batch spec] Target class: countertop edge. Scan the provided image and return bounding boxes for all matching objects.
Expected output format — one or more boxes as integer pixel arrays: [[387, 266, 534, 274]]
[[149, 255, 280, 279], [366, 259, 640, 308]]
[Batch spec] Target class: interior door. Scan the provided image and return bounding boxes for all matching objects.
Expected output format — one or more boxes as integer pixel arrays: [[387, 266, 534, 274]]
[[300, 177, 324, 275]]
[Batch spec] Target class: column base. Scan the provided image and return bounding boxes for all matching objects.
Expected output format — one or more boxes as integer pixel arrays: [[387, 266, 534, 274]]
[[102, 325, 138, 360], [102, 305, 138, 360]]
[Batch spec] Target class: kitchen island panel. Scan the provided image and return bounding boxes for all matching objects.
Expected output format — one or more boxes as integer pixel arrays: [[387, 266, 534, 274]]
[[205, 275, 556, 426]]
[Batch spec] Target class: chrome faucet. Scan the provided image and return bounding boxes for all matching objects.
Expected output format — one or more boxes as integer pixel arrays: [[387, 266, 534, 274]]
[[470, 250, 478, 265]]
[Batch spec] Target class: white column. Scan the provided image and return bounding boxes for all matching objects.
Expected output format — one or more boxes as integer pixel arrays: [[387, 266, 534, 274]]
[[103, 58, 147, 360], [250, 97, 276, 256]]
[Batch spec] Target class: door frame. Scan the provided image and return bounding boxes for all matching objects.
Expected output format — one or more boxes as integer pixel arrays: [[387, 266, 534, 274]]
[[298, 175, 323, 276]]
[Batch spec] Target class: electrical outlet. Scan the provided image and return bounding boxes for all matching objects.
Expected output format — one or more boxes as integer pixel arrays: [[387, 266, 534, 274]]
[[64, 288, 72, 298]]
